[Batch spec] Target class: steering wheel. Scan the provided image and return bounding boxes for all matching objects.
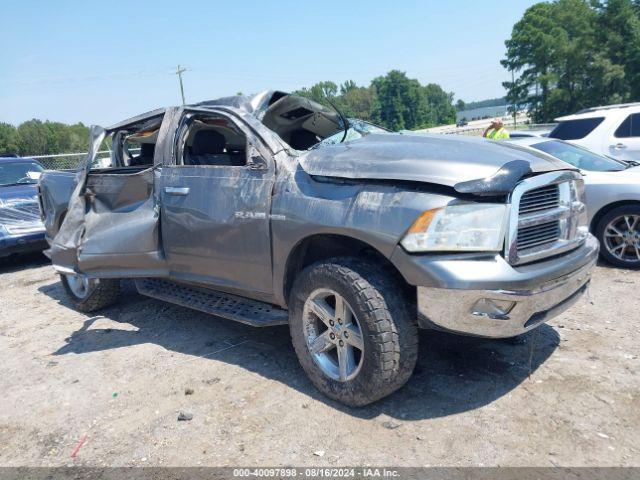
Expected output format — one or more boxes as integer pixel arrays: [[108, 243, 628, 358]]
[[15, 176, 34, 184]]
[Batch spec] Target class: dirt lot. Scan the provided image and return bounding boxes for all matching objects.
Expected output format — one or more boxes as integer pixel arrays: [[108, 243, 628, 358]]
[[0, 253, 638, 467]]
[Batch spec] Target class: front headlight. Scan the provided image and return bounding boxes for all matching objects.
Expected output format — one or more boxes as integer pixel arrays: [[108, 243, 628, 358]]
[[400, 203, 509, 252], [570, 178, 590, 239]]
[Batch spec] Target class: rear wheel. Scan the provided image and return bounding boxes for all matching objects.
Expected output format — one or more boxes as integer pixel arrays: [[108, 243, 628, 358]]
[[288, 257, 418, 406], [60, 274, 121, 312], [596, 205, 640, 269]]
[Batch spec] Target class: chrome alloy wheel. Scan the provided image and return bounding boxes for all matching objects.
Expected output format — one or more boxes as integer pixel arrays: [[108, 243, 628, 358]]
[[604, 215, 640, 263], [302, 288, 365, 382], [65, 274, 95, 299]]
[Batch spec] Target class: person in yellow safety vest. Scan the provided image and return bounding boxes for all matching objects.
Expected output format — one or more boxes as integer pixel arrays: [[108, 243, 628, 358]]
[[483, 118, 510, 140]]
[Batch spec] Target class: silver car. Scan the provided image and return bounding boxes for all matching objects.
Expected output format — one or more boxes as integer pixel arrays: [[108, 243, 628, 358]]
[[509, 137, 640, 268]]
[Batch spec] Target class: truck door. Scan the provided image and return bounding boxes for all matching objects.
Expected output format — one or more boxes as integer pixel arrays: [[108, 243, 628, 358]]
[[608, 111, 640, 162], [49, 109, 177, 277], [159, 108, 275, 295]]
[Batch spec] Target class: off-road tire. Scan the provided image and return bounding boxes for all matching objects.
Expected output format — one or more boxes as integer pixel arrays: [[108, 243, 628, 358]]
[[288, 257, 418, 406], [60, 274, 121, 312], [595, 205, 640, 269]]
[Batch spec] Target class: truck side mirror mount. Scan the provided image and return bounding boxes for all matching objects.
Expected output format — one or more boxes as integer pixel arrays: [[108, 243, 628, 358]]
[[248, 158, 267, 170], [247, 145, 267, 171]]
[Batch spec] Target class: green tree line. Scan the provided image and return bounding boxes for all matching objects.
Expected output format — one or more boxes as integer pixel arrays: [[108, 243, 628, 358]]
[[293, 70, 457, 131], [503, 0, 640, 122], [0, 120, 91, 157], [456, 96, 507, 112]]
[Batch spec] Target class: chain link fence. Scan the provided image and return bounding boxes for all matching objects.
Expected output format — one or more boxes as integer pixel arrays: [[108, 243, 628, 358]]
[[28, 151, 109, 170], [29, 149, 140, 170]]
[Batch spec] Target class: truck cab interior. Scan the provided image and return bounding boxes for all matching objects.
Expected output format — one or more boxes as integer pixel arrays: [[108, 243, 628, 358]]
[[93, 114, 164, 171], [259, 94, 344, 150], [178, 116, 247, 167], [126, 136, 156, 167]]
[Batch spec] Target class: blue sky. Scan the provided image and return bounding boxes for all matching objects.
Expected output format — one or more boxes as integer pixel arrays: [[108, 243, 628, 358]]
[[1, 0, 538, 126]]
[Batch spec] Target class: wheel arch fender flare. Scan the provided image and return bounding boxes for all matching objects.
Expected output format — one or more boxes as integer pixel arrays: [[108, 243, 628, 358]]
[[591, 200, 640, 233], [277, 231, 409, 308]]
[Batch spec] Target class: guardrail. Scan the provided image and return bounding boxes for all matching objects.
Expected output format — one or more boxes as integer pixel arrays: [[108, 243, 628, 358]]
[[427, 123, 557, 137]]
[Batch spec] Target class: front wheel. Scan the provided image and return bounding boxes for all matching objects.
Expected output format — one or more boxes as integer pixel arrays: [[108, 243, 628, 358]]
[[596, 205, 640, 269], [60, 274, 121, 312], [288, 258, 418, 406]]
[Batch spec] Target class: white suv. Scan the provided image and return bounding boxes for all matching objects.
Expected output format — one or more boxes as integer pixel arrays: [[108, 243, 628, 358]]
[[549, 103, 640, 163]]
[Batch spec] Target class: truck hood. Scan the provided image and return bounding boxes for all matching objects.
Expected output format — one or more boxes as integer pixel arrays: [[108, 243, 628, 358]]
[[299, 133, 574, 188], [0, 184, 39, 204]]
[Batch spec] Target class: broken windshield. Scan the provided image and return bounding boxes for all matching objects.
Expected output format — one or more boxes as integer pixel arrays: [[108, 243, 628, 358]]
[[310, 119, 388, 149]]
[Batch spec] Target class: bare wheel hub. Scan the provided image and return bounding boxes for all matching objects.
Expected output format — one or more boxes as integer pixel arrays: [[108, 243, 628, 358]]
[[302, 288, 365, 382]]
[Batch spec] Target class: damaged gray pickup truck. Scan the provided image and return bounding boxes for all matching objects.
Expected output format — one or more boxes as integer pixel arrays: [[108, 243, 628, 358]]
[[39, 91, 598, 406]]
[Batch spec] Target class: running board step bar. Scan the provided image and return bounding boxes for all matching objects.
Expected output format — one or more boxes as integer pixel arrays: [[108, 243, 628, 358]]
[[135, 278, 288, 327]]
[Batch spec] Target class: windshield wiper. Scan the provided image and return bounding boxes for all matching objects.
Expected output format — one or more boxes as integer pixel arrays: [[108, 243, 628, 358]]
[[323, 93, 349, 144]]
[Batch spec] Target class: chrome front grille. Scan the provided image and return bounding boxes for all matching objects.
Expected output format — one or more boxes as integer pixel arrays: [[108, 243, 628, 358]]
[[0, 198, 45, 236], [519, 184, 560, 214], [505, 171, 588, 265], [516, 184, 562, 253], [517, 220, 561, 250], [5, 224, 45, 235]]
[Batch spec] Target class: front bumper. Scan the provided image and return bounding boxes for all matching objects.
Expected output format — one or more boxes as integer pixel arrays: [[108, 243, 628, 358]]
[[392, 235, 599, 338], [0, 230, 47, 257]]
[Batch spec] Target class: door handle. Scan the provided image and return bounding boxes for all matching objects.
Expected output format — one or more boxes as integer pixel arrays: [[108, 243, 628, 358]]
[[164, 186, 190, 196], [611, 143, 627, 149]]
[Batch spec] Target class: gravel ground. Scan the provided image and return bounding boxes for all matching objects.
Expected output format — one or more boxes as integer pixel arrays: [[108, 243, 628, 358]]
[[0, 253, 638, 467]]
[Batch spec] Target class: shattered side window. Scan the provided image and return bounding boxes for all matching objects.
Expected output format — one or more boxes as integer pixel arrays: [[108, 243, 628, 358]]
[[177, 114, 248, 168], [91, 115, 163, 169]]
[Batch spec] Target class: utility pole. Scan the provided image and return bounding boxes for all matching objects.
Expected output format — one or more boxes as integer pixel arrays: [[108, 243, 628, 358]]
[[175, 65, 187, 105], [535, 81, 540, 123], [511, 69, 517, 128]]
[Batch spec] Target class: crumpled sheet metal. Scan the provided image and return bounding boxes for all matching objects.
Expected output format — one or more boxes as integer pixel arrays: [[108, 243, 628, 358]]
[[0, 196, 44, 234], [107, 107, 166, 131], [194, 90, 278, 117], [49, 111, 177, 276], [39, 170, 77, 238], [299, 133, 573, 188], [49, 125, 105, 272], [78, 167, 164, 274], [454, 160, 533, 196]]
